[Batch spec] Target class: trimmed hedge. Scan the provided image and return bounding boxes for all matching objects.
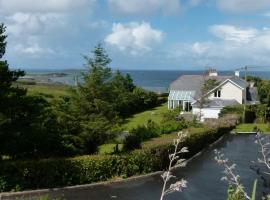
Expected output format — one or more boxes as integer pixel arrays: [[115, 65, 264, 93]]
[[0, 116, 238, 192]]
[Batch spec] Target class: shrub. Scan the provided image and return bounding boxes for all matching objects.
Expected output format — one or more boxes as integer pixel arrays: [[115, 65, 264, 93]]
[[0, 117, 237, 192], [123, 120, 160, 151], [159, 120, 187, 134], [220, 105, 258, 123], [123, 134, 142, 151]]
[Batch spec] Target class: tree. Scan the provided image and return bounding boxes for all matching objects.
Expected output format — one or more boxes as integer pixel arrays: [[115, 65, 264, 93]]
[[196, 73, 220, 121], [69, 43, 119, 153], [110, 70, 136, 117], [0, 23, 7, 59], [0, 23, 66, 159], [59, 43, 159, 154]]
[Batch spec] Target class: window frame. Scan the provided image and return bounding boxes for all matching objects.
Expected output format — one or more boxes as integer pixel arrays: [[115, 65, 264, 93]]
[[214, 89, 221, 98]]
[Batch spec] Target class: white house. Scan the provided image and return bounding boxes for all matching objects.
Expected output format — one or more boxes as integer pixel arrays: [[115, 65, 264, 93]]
[[168, 69, 259, 121]]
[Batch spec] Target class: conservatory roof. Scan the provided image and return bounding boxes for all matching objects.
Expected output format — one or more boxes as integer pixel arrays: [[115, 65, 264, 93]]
[[168, 90, 196, 101]]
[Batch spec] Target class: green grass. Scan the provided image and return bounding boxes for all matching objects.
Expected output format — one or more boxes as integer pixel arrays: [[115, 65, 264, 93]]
[[98, 143, 123, 154], [233, 123, 270, 133], [16, 82, 71, 98], [122, 103, 168, 131]]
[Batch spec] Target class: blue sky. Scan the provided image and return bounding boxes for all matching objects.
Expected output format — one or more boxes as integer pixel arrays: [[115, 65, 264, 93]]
[[1, 0, 270, 70]]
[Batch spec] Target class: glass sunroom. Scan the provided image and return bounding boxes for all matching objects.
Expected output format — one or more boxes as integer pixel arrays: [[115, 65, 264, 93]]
[[168, 90, 195, 112]]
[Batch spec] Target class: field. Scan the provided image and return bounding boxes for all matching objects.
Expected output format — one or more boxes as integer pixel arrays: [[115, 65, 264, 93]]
[[122, 103, 168, 131], [16, 82, 71, 98]]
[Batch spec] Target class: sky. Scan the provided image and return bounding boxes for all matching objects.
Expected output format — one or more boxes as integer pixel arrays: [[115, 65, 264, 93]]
[[1, 0, 270, 70]]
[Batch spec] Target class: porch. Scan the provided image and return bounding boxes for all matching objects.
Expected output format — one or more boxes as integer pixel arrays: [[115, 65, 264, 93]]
[[168, 90, 195, 112]]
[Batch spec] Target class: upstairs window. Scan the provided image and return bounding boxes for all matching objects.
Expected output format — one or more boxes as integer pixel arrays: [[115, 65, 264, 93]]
[[214, 90, 221, 98]]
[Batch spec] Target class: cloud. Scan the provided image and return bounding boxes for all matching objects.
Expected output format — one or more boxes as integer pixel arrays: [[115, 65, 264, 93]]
[[108, 0, 181, 15], [6, 13, 67, 37], [0, 0, 95, 13], [105, 22, 163, 55], [168, 25, 270, 68], [0, 0, 98, 65], [191, 42, 211, 54], [209, 25, 258, 43], [217, 0, 270, 12], [13, 43, 54, 56]]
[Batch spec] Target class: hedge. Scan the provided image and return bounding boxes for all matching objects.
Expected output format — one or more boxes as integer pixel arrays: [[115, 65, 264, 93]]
[[0, 116, 238, 192]]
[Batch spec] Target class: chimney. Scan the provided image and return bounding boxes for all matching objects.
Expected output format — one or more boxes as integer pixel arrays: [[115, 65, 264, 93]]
[[208, 68, 218, 76], [249, 81, 255, 88], [235, 71, 240, 77]]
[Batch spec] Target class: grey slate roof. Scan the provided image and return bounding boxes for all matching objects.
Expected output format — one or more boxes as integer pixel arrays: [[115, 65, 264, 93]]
[[229, 76, 249, 89], [193, 99, 240, 108], [169, 75, 249, 100]]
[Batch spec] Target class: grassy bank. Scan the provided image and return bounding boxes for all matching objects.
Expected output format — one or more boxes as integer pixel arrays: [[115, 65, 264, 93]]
[[122, 103, 168, 130], [233, 123, 270, 133]]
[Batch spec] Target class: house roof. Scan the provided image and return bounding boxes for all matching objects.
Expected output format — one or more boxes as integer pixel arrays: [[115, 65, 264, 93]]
[[169, 75, 249, 100], [228, 76, 249, 89], [192, 99, 240, 108]]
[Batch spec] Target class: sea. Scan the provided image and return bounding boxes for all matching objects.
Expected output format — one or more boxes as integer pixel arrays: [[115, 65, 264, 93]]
[[24, 69, 270, 93]]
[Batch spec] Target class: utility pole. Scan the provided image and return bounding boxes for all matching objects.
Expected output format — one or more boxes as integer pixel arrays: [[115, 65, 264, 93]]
[[243, 66, 247, 123]]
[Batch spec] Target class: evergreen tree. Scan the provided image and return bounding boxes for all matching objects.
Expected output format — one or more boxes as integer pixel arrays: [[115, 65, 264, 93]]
[[0, 23, 65, 159], [70, 43, 119, 153], [0, 23, 7, 59]]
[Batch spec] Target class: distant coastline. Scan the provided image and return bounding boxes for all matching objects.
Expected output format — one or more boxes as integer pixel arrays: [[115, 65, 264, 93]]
[[20, 69, 270, 93]]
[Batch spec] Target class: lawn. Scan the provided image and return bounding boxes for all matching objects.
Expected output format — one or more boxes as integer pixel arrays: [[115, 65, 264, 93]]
[[122, 103, 168, 131], [233, 123, 270, 133], [98, 143, 123, 155], [99, 103, 169, 154]]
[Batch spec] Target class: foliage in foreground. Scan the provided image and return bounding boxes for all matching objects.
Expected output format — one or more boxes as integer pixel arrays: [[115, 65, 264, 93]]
[[216, 132, 270, 200], [0, 23, 70, 159], [0, 116, 237, 192]]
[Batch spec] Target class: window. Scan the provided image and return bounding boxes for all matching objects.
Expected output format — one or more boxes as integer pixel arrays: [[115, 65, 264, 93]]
[[214, 90, 221, 98]]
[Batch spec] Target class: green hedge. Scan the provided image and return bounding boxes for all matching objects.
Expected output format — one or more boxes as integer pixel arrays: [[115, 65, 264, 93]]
[[0, 118, 237, 192]]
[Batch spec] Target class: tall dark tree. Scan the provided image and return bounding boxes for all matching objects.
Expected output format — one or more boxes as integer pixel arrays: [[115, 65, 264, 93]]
[[0, 23, 7, 59], [69, 43, 119, 153], [0, 23, 66, 159], [57, 43, 159, 154]]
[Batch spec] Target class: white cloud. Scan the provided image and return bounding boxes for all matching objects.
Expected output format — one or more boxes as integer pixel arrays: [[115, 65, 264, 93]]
[[13, 43, 54, 56], [217, 0, 270, 12], [168, 25, 270, 68], [108, 0, 181, 15], [6, 13, 67, 37], [191, 42, 211, 54], [0, 0, 97, 61], [0, 0, 95, 13], [105, 22, 163, 55], [209, 25, 258, 43]]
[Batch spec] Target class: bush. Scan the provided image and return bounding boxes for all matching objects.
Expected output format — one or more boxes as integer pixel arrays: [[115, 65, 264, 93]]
[[123, 120, 160, 151], [220, 105, 262, 123], [0, 117, 237, 192], [159, 121, 187, 134], [123, 134, 142, 151]]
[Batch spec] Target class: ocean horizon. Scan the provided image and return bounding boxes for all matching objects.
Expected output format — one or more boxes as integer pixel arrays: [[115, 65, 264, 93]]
[[23, 69, 270, 93]]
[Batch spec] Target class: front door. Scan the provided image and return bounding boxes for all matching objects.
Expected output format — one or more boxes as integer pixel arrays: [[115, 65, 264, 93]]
[[184, 101, 191, 112]]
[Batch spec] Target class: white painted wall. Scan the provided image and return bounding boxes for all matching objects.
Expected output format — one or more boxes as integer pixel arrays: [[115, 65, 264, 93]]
[[208, 81, 244, 104], [192, 107, 221, 121]]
